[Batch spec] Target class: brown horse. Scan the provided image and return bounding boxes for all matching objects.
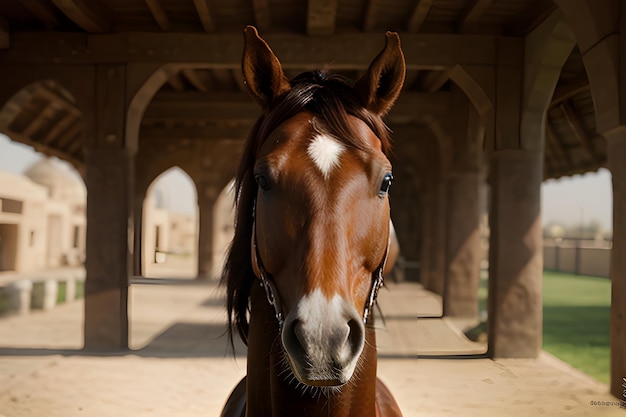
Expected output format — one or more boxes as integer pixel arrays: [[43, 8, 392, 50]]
[[220, 26, 405, 417]]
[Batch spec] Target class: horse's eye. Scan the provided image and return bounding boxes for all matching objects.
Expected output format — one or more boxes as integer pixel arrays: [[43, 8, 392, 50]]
[[378, 173, 393, 197], [255, 174, 271, 191]]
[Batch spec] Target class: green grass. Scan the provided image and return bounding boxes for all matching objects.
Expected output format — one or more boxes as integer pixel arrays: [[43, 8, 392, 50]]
[[477, 270, 611, 384], [542, 271, 610, 384]]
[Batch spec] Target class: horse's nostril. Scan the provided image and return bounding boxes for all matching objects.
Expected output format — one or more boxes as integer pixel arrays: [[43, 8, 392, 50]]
[[347, 318, 365, 356]]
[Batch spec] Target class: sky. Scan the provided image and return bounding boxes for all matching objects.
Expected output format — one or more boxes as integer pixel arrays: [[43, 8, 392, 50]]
[[0, 134, 613, 231]]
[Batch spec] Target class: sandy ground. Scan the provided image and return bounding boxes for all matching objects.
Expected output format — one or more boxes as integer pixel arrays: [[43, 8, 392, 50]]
[[0, 269, 623, 417]]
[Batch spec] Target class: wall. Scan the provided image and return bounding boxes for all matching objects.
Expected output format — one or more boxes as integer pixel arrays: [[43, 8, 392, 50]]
[[543, 240, 611, 278]]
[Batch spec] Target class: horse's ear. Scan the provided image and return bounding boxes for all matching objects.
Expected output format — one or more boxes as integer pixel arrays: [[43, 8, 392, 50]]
[[354, 32, 406, 116], [242, 26, 291, 108]]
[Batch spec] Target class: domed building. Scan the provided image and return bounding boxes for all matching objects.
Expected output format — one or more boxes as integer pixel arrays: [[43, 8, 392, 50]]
[[0, 158, 86, 272]]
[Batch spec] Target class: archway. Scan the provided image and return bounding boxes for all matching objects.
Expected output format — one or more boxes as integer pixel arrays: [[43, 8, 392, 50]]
[[142, 167, 198, 279]]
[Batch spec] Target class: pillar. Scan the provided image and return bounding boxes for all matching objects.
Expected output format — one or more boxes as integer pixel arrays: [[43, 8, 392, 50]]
[[84, 148, 133, 349], [443, 171, 481, 318], [197, 182, 218, 279], [606, 129, 626, 399], [423, 178, 447, 296], [487, 149, 542, 358], [132, 188, 146, 277]]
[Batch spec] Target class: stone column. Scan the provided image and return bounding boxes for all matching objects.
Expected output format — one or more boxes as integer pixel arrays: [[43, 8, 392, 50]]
[[197, 182, 218, 280], [443, 171, 481, 318], [606, 129, 626, 399], [426, 178, 447, 296], [487, 149, 543, 358], [84, 148, 132, 349], [132, 189, 146, 277]]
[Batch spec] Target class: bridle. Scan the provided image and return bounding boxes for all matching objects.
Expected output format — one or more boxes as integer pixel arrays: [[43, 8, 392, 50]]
[[251, 199, 390, 331]]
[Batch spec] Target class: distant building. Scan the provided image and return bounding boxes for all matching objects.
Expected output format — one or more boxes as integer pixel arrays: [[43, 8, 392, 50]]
[[0, 158, 199, 274], [0, 158, 85, 272]]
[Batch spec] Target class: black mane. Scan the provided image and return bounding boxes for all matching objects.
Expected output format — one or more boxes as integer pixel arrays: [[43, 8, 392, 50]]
[[221, 70, 392, 349]]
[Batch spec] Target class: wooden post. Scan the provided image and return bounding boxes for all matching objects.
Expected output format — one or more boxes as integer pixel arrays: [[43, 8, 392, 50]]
[[606, 129, 626, 399]]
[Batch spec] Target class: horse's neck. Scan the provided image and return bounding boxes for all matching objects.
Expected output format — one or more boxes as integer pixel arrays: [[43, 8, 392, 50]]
[[246, 286, 379, 417]]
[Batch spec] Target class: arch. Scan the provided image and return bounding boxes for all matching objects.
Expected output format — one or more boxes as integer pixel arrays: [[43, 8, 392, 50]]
[[554, 0, 621, 134], [0, 79, 85, 173], [142, 166, 198, 278], [521, 9, 576, 151]]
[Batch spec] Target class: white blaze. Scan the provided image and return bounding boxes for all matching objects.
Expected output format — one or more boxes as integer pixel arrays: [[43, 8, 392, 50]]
[[307, 134, 345, 179]]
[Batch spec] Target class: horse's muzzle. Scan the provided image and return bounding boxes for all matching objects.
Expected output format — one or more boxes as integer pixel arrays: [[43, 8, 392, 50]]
[[281, 291, 365, 387]]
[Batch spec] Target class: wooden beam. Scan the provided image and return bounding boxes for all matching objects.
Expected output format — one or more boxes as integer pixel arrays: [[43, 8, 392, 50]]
[[140, 124, 252, 141], [418, 70, 450, 92], [144, 97, 259, 122], [21, 0, 61, 30], [560, 101, 598, 163], [458, 0, 494, 33], [307, 0, 337, 36], [192, 0, 217, 32], [181, 69, 209, 92], [546, 123, 571, 168], [550, 78, 590, 107], [50, 0, 112, 32], [55, 121, 82, 150], [1, 32, 498, 69], [166, 72, 185, 91], [1, 128, 82, 166], [252, 0, 271, 31], [143, 91, 451, 124], [407, 0, 434, 33], [362, 0, 381, 32], [506, 0, 558, 36], [22, 102, 60, 138], [0, 16, 9, 49], [41, 111, 79, 145], [145, 0, 171, 31]]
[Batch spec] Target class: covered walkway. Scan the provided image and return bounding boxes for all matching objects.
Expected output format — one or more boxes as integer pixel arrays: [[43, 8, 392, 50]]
[[0, 275, 620, 417]]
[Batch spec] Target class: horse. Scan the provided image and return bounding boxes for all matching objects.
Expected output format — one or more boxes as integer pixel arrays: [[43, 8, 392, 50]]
[[220, 26, 405, 417]]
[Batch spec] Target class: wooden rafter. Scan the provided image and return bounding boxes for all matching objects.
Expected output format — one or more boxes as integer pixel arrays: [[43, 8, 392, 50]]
[[307, 0, 337, 36], [506, 0, 558, 36], [252, 0, 271, 31], [560, 101, 598, 163], [1, 128, 82, 166], [167, 72, 186, 91], [192, 0, 217, 33], [181, 69, 209, 93], [50, 0, 112, 32], [21, 0, 61, 29], [55, 121, 82, 150], [145, 0, 171, 31], [41, 111, 79, 145], [418, 70, 449, 93], [458, 0, 494, 32], [22, 102, 60, 138], [546, 123, 571, 168], [407, 0, 434, 33], [550, 78, 590, 107]]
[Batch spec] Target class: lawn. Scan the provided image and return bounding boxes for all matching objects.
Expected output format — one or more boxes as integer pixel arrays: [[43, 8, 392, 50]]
[[542, 271, 611, 384], [477, 270, 611, 384]]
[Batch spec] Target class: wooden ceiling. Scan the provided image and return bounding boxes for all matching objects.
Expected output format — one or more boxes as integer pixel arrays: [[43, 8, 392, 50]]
[[0, 0, 605, 180]]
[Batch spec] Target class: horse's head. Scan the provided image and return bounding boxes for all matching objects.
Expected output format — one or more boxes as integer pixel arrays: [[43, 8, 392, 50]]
[[225, 26, 405, 388]]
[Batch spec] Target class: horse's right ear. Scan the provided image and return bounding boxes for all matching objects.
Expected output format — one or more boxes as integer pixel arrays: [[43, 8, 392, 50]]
[[242, 26, 291, 109]]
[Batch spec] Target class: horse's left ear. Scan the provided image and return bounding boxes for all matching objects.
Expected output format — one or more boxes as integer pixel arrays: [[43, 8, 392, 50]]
[[354, 32, 406, 116], [242, 25, 291, 109]]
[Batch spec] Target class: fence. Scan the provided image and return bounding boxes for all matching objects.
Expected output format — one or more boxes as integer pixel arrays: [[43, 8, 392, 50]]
[[543, 239, 611, 278]]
